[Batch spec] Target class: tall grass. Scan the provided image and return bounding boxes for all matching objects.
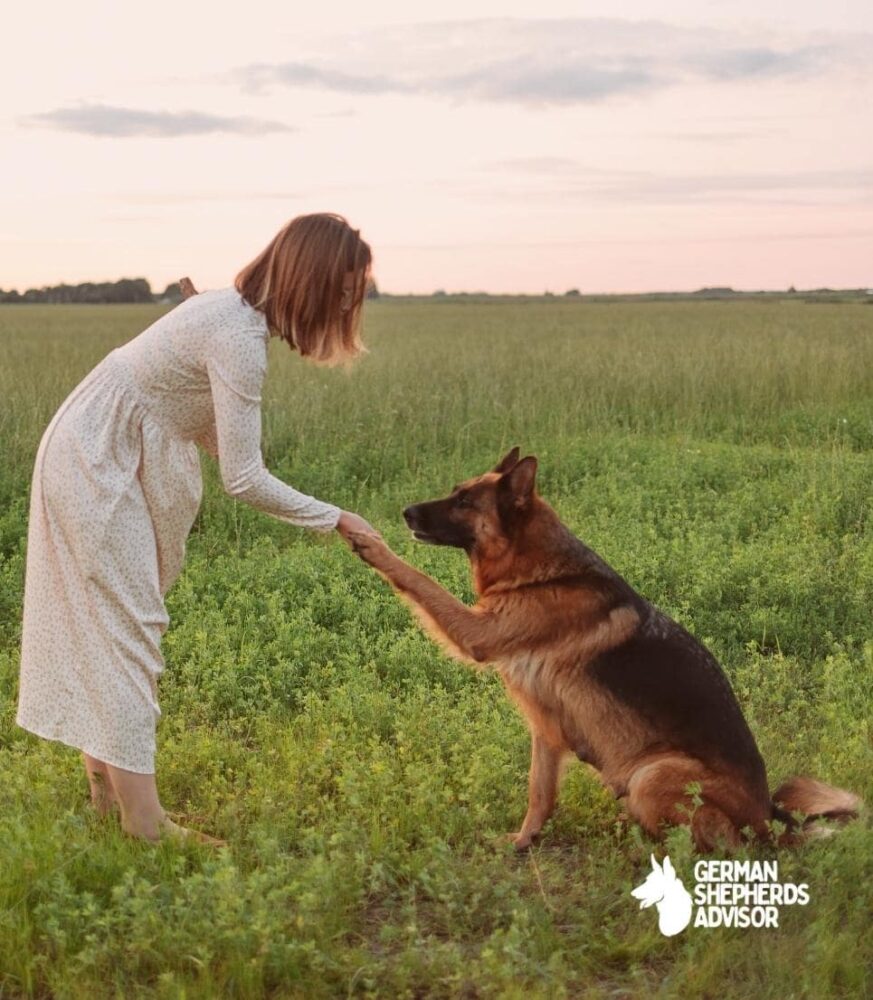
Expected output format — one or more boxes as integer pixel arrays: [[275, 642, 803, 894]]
[[0, 299, 871, 998]]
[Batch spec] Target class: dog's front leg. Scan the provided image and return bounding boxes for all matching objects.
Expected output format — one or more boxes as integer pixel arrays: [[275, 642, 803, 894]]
[[349, 533, 500, 663], [513, 735, 562, 850]]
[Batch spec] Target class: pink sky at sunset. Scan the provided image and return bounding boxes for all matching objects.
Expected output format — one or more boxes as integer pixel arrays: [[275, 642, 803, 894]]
[[2, 0, 871, 295]]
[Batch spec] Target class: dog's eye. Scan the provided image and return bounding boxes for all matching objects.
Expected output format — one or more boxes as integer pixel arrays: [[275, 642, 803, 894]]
[[455, 494, 474, 509]]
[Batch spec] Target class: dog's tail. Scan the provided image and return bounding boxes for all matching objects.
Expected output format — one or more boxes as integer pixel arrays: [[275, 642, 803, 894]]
[[770, 776, 861, 842]]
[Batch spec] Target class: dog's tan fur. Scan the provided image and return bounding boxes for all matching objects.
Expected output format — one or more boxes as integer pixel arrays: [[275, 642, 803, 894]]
[[351, 449, 860, 850]]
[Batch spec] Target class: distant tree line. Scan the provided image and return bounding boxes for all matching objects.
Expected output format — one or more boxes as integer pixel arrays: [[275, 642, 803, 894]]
[[0, 276, 382, 304], [0, 278, 162, 304]]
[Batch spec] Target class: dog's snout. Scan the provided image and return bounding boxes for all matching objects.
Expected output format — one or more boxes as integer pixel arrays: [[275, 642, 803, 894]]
[[403, 505, 421, 527]]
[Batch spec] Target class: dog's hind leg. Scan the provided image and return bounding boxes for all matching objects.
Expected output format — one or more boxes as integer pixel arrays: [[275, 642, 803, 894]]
[[513, 736, 563, 850], [689, 803, 743, 852], [625, 756, 743, 852]]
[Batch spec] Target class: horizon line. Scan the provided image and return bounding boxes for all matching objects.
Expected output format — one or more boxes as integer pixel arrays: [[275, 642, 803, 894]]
[[3, 288, 872, 302]]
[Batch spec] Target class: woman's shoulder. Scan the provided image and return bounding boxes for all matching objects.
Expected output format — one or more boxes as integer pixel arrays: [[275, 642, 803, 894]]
[[193, 290, 268, 385], [195, 287, 268, 332]]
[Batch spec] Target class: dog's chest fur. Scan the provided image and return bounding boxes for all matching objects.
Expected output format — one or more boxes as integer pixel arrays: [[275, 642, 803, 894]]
[[497, 643, 627, 764], [498, 647, 550, 695], [493, 601, 652, 787]]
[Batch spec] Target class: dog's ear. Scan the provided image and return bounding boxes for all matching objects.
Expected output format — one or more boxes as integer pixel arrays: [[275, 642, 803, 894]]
[[504, 456, 537, 507], [493, 447, 521, 475]]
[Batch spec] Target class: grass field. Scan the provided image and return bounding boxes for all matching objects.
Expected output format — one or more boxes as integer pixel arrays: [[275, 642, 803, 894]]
[[1, 298, 871, 999]]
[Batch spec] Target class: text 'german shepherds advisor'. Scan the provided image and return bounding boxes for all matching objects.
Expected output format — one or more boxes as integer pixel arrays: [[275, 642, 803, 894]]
[[350, 449, 860, 851]]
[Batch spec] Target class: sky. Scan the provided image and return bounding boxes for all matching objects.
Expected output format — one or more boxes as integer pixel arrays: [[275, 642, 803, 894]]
[[1, 0, 871, 294]]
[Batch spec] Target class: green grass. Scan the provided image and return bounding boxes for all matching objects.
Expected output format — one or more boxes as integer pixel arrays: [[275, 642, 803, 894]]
[[0, 299, 871, 998]]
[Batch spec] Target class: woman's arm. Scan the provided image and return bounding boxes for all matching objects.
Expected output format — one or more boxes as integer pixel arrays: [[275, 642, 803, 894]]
[[199, 293, 378, 536], [207, 328, 342, 531]]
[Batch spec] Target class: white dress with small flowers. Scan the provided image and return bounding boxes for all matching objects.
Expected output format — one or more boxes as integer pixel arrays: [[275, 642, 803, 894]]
[[17, 288, 341, 773]]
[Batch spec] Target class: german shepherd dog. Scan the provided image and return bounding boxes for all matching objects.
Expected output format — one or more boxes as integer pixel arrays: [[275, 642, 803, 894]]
[[349, 449, 860, 851]]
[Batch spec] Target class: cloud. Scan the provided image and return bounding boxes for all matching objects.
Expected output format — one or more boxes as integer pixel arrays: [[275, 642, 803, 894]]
[[227, 19, 863, 107], [428, 60, 659, 104], [237, 57, 660, 105], [21, 103, 293, 138], [232, 60, 664, 106], [236, 62, 409, 96], [691, 45, 834, 81]]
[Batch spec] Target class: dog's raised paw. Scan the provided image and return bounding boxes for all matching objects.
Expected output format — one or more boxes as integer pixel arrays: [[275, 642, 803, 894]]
[[348, 532, 392, 568]]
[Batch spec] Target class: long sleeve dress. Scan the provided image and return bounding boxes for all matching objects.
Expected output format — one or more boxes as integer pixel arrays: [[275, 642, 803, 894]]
[[16, 288, 341, 773]]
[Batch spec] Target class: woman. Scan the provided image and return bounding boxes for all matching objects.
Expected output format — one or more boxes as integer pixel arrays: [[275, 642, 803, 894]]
[[17, 213, 377, 843]]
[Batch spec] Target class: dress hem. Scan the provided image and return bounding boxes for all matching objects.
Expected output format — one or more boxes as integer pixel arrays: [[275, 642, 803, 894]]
[[15, 717, 156, 775]]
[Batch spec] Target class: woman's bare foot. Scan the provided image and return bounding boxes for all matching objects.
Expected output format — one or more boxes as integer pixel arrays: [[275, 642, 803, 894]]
[[100, 761, 225, 846], [118, 808, 226, 847], [82, 760, 225, 845], [157, 815, 227, 847], [121, 810, 227, 847]]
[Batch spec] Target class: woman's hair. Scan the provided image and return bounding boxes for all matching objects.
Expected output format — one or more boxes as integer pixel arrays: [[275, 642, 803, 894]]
[[235, 213, 372, 365]]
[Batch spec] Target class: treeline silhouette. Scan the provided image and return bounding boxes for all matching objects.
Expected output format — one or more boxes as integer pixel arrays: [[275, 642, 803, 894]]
[[0, 279, 179, 304], [0, 277, 382, 304]]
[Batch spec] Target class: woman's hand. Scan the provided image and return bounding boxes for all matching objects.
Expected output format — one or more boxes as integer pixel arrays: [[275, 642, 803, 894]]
[[336, 511, 381, 545]]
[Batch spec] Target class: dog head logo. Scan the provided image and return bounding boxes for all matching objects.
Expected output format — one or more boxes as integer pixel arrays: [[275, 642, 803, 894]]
[[631, 854, 693, 937]]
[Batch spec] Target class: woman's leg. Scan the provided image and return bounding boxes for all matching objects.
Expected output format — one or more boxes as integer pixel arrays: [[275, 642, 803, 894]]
[[103, 762, 226, 845], [83, 753, 118, 816], [102, 763, 166, 839]]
